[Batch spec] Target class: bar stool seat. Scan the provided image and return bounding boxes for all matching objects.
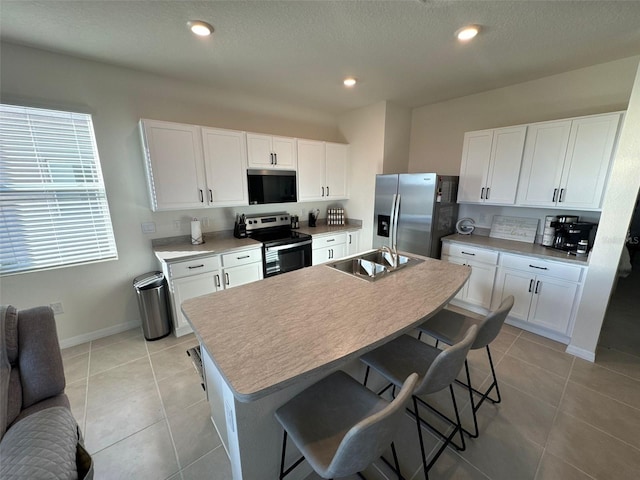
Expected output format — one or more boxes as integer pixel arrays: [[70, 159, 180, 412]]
[[417, 296, 514, 438], [275, 370, 418, 479]]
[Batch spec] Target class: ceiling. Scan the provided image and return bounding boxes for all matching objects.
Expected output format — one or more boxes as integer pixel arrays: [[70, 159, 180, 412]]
[[2, 1, 640, 115]]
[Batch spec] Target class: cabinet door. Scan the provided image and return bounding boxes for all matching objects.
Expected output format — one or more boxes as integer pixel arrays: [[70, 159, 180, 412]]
[[528, 276, 578, 333], [493, 268, 534, 322], [223, 263, 263, 289], [443, 255, 469, 302], [172, 271, 220, 334], [458, 130, 492, 203], [325, 143, 349, 199], [346, 231, 360, 256], [141, 120, 206, 211], [464, 260, 497, 309], [558, 113, 621, 209], [297, 140, 326, 201], [312, 244, 344, 265], [272, 136, 296, 169], [517, 120, 571, 207], [484, 126, 526, 205], [202, 128, 248, 207], [246, 133, 274, 168]]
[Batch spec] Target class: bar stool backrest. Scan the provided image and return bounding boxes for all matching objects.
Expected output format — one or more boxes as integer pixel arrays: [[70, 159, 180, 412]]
[[417, 324, 478, 396], [325, 372, 419, 478], [473, 296, 514, 349]]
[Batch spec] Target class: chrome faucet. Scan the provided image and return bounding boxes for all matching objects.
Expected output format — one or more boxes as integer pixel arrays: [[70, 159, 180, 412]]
[[380, 245, 398, 268]]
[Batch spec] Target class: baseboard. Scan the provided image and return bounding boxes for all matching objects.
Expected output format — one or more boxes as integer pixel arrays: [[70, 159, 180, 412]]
[[59, 320, 141, 349], [566, 344, 596, 362]]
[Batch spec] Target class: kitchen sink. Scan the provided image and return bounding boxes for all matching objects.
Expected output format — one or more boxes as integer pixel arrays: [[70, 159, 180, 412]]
[[328, 249, 423, 282]]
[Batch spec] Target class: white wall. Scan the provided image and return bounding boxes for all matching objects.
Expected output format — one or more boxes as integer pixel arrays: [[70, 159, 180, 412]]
[[0, 43, 342, 344], [568, 62, 640, 359], [382, 102, 412, 174], [409, 56, 640, 174], [338, 102, 387, 252]]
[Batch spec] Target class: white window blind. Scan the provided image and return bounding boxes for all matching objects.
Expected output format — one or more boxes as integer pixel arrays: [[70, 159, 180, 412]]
[[0, 104, 118, 275]]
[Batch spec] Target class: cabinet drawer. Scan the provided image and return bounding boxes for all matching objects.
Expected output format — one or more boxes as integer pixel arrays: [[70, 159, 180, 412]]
[[169, 255, 221, 279], [442, 243, 498, 265], [221, 248, 262, 268], [312, 232, 347, 249], [500, 253, 583, 282]]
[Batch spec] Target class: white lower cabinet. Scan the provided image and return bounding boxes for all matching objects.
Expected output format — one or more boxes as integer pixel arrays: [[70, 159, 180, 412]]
[[162, 247, 263, 336], [441, 243, 498, 310], [346, 230, 360, 256], [492, 253, 584, 339], [312, 232, 347, 265]]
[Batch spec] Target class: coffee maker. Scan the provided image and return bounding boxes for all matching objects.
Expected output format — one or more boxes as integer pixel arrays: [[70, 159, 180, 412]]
[[550, 216, 596, 254]]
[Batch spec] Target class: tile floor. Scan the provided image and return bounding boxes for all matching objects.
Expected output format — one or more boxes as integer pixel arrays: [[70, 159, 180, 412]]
[[63, 261, 640, 480]]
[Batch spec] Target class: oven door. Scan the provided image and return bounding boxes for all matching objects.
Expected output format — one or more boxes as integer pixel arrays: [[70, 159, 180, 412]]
[[263, 240, 312, 277]]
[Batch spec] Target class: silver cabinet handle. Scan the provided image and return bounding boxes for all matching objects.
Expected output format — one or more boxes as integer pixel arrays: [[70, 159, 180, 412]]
[[225, 272, 230, 286], [552, 188, 558, 202], [326, 186, 329, 196], [326, 238, 335, 243], [209, 189, 213, 203], [274, 153, 277, 165], [461, 251, 475, 256], [534, 281, 541, 294], [348, 234, 352, 245], [529, 264, 548, 270], [188, 264, 205, 269], [199, 189, 204, 203], [237, 255, 250, 260], [270, 153, 274, 165], [215, 274, 221, 288], [528, 279, 534, 293], [481, 187, 485, 200], [486, 187, 490, 199], [321, 186, 325, 197], [559, 188, 565, 202]]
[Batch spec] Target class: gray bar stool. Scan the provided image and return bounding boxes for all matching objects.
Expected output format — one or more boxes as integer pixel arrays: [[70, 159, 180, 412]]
[[360, 324, 478, 480], [417, 295, 514, 438], [275, 370, 418, 480]]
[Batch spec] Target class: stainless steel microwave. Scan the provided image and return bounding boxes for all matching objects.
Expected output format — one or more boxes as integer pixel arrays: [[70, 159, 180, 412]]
[[247, 169, 297, 205]]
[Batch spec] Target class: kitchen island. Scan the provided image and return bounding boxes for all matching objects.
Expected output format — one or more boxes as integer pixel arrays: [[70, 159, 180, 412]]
[[182, 253, 469, 480]]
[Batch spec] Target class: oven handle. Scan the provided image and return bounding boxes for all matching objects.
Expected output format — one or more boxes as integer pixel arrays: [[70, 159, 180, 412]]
[[265, 240, 312, 252]]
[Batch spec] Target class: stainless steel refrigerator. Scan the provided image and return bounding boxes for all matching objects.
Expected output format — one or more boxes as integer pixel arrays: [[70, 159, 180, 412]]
[[373, 174, 459, 258]]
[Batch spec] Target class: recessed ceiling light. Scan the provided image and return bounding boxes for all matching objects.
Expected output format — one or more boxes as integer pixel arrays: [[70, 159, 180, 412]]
[[188, 20, 213, 36], [343, 77, 357, 87], [456, 25, 480, 42]]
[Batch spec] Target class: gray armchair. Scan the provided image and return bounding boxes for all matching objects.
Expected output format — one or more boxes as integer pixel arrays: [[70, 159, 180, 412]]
[[0, 305, 93, 479]]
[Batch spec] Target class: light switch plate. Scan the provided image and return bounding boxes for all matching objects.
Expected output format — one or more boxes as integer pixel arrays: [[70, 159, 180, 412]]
[[141, 222, 156, 234]]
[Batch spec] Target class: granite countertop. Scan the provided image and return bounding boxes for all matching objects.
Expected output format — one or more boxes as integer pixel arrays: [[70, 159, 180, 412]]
[[293, 223, 361, 236], [182, 255, 469, 402], [153, 232, 262, 262], [442, 233, 590, 266]]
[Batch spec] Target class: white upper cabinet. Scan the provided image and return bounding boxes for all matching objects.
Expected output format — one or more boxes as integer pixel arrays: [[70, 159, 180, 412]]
[[247, 133, 296, 169], [298, 140, 349, 202], [458, 126, 527, 205], [140, 120, 248, 210], [517, 112, 622, 209], [140, 120, 207, 211], [202, 128, 248, 207]]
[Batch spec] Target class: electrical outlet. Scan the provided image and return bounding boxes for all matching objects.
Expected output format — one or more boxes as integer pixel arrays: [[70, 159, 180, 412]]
[[141, 221, 156, 234], [173, 220, 181, 231], [50, 302, 64, 315]]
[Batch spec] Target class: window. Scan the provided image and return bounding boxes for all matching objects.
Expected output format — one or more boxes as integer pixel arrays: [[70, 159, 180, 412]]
[[0, 104, 118, 275]]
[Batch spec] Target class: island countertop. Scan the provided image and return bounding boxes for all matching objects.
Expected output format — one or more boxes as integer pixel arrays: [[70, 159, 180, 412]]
[[182, 254, 470, 402]]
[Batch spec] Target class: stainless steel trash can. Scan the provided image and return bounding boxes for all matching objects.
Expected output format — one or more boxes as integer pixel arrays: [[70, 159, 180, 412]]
[[133, 271, 171, 341]]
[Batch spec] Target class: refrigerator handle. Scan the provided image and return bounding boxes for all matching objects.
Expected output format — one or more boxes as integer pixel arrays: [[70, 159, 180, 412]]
[[389, 193, 397, 248], [392, 194, 401, 250]]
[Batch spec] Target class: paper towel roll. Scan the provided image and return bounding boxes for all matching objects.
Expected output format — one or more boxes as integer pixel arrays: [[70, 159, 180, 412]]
[[191, 219, 204, 245]]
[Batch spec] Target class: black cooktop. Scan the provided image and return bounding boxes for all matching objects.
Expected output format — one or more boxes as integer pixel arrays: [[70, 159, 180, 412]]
[[249, 228, 311, 246]]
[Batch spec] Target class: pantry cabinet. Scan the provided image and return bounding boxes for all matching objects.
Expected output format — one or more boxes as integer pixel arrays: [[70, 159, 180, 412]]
[[492, 253, 584, 337], [140, 120, 248, 210], [298, 140, 349, 201], [516, 112, 622, 210], [457, 126, 527, 205], [246, 133, 296, 169], [441, 243, 498, 310]]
